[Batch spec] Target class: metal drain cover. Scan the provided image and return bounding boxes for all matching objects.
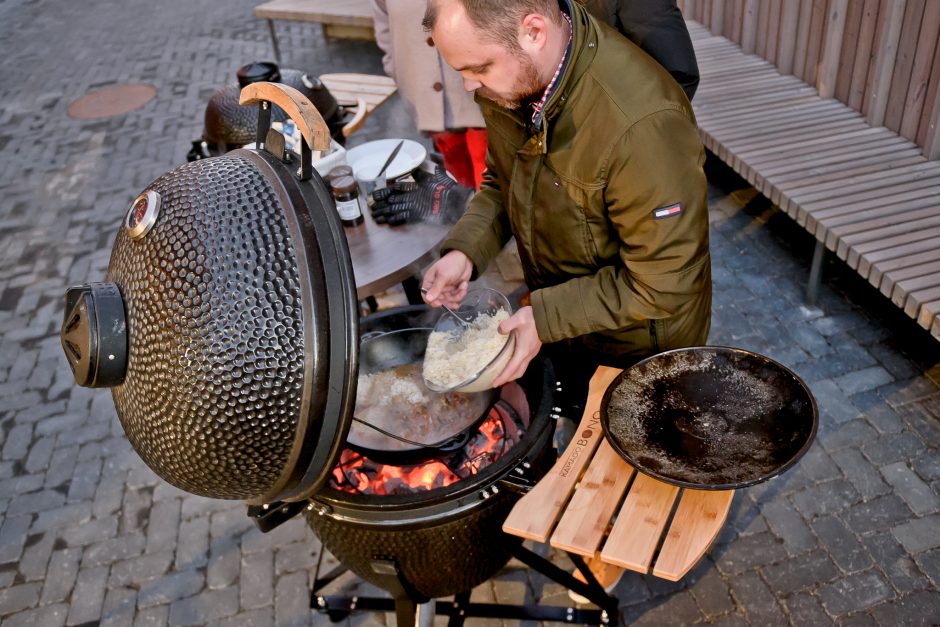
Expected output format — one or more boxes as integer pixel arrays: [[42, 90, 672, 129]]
[[67, 84, 157, 120]]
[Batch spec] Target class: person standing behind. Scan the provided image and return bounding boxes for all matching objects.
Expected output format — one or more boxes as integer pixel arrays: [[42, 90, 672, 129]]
[[372, 0, 488, 190]]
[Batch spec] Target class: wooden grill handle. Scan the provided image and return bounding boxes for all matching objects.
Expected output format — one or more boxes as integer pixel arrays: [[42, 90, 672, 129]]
[[239, 82, 331, 152]]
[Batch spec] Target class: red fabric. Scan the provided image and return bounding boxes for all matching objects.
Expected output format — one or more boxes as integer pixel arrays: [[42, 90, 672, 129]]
[[431, 129, 488, 190]]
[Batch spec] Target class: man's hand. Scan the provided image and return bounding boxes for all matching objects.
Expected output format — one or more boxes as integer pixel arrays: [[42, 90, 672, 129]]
[[371, 166, 473, 225], [421, 250, 474, 309], [491, 306, 542, 387]]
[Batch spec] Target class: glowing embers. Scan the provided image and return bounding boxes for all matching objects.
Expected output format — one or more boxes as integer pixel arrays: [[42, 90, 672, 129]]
[[330, 393, 527, 495]]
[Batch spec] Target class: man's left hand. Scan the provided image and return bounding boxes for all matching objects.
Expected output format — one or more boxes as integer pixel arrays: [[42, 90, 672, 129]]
[[491, 306, 542, 387]]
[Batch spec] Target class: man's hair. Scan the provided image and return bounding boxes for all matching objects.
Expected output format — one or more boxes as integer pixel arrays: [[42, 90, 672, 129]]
[[423, 0, 563, 52]]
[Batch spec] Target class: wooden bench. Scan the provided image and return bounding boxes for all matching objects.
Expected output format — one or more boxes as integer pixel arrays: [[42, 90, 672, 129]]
[[503, 367, 734, 583], [255, 0, 374, 65], [688, 22, 940, 342]]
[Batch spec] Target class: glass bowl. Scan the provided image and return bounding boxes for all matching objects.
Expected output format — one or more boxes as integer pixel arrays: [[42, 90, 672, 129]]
[[422, 287, 515, 393]]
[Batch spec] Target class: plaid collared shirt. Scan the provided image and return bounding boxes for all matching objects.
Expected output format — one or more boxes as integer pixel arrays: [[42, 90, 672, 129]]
[[530, 10, 573, 128]]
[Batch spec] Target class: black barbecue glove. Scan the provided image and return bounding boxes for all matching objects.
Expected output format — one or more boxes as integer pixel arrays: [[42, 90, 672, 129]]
[[371, 166, 473, 226]]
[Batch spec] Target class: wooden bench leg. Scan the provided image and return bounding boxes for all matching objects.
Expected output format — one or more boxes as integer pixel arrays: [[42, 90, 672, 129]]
[[265, 19, 281, 65], [807, 240, 825, 308]]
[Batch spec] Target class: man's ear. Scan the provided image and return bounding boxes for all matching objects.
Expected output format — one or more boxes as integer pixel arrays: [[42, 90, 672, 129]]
[[519, 13, 548, 53]]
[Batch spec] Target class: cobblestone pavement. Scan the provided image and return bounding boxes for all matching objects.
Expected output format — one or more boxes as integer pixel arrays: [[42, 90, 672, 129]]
[[1, 0, 939, 625]]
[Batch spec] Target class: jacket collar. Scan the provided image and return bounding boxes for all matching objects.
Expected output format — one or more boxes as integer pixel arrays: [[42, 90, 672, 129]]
[[539, 0, 597, 126]]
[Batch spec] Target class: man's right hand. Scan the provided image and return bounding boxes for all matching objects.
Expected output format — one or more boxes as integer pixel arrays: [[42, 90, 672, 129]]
[[421, 250, 473, 309]]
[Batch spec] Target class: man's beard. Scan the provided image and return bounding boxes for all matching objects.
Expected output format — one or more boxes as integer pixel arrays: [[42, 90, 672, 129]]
[[476, 54, 544, 110]]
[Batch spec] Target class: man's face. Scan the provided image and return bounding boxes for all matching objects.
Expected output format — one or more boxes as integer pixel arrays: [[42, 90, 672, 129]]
[[431, 4, 545, 109]]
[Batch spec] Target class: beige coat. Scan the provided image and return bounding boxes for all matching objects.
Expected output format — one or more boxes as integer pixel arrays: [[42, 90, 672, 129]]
[[371, 0, 485, 132]]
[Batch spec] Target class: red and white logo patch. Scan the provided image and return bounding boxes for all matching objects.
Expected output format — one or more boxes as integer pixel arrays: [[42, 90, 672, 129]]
[[653, 203, 683, 220]]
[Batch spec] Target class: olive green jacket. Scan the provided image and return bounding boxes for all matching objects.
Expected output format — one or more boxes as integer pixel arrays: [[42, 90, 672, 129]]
[[441, 2, 711, 365]]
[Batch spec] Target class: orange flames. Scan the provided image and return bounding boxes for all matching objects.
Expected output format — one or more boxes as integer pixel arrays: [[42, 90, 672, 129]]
[[330, 402, 523, 495]]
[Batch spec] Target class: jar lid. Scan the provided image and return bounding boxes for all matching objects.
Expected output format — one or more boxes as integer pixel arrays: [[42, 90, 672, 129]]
[[331, 175, 358, 195], [327, 165, 353, 181]]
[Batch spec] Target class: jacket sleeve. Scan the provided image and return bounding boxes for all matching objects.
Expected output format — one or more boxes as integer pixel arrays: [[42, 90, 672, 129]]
[[370, 0, 395, 77], [531, 108, 710, 343], [439, 151, 513, 279]]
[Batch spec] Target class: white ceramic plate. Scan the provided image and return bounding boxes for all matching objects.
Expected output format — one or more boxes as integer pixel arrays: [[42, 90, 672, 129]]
[[345, 138, 427, 181]]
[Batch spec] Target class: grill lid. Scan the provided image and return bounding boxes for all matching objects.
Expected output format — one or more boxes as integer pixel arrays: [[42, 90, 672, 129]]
[[60, 83, 358, 503]]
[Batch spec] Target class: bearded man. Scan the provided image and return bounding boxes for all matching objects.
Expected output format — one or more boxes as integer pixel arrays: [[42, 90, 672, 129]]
[[420, 0, 711, 395]]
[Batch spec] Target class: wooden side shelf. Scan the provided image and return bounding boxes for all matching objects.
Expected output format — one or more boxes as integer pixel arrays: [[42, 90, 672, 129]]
[[503, 367, 734, 583]]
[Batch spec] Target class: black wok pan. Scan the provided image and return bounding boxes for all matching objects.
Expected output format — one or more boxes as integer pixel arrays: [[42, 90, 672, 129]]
[[349, 327, 497, 465], [600, 346, 817, 490]]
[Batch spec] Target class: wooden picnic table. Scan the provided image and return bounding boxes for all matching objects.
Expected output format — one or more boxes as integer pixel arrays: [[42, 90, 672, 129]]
[[503, 367, 734, 582], [255, 0, 375, 64]]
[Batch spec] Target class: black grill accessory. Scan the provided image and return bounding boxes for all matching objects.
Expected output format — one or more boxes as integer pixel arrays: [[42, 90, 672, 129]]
[[601, 346, 818, 490]]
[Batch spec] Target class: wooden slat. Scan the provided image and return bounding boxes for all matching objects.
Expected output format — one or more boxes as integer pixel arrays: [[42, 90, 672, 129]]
[[835, 0, 865, 102], [839, 213, 940, 262], [881, 259, 940, 298], [917, 298, 940, 332], [805, 176, 940, 232], [765, 0, 782, 65], [741, 0, 760, 53], [320, 73, 397, 109], [501, 367, 620, 542], [864, 0, 907, 125], [867, 238, 940, 285], [803, 0, 828, 85], [823, 197, 940, 250], [652, 490, 734, 582], [254, 0, 372, 25], [600, 474, 679, 573], [901, 281, 940, 318], [900, 0, 940, 140], [848, 224, 940, 269], [818, 0, 850, 98], [848, 0, 882, 111], [550, 441, 635, 556], [884, 0, 926, 132], [916, 19, 940, 154], [793, 0, 815, 78], [860, 232, 940, 278]]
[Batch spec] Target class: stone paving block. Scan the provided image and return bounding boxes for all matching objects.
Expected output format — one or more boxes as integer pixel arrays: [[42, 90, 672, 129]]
[[100, 587, 137, 627], [207, 536, 241, 590], [727, 574, 788, 625], [175, 515, 209, 571], [830, 448, 891, 500], [880, 461, 940, 516], [713, 532, 788, 576], [810, 379, 861, 424], [168, 587, 239, 626], [818, 419, 880, 453], [840, 611, 879, 626], [810, 515, 872, 574], [93, 472, 127, 519], [66, 459, 102, 503], [18, 532, 56, 582], [842, 494, 914, 535], [83, 531, 146, 568], [760, 551, 840, 596], [62, 515, 118, 548], [240, 551, 273, 610], [0, 473, 43, 501], [1, 602, 68, 627], [916, 547, 940, 588], [65, 565, 108, 626], [7, 489, 66, 517], [0, 582, 41, 617], [109, 550, 174, 588], [893, 514, 940, 554], [137, 569, 205, 610], [833, 366, 894, 396], [145, 498, 180, 553], [686, 563, 735, 618], [862, 430, 927, 466], [622, 589, 702, 626], [864, 532, 930, 595], [790, 479, 861, 519], [40, 547, 81, 605], [209, 606, 274, 627], [31, 502, 92, 534], [877, 376, 940, 408], [870, 589, 940, 626], [0, 514, 31, 565], [760, 500, 817, 554], [276, 570, 315, 627], [23, 436, 55, 474], [818, 570, 895, 617], [784, 591, 835, 626], [2, 424, 32, 461], [210, 506, 255, 541]]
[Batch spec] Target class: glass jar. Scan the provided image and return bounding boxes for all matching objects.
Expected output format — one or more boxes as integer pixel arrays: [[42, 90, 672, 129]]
[[330, 175, 364, 227]]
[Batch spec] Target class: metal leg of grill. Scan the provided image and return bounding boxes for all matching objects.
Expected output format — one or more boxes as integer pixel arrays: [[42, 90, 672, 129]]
[[310, 546, 618, 625]]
